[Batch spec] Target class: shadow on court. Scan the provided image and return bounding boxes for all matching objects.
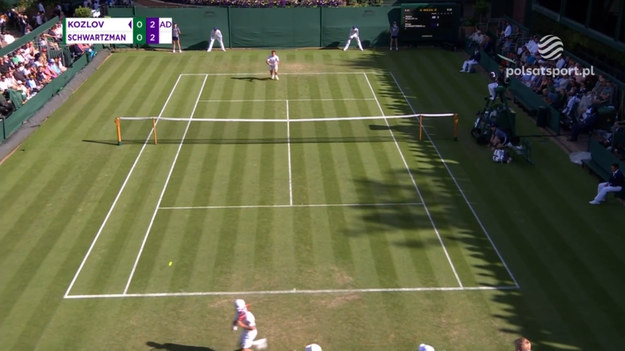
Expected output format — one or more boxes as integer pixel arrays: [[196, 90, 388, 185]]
[[146, 341, 216, 351], [230, 76, 272, 81]]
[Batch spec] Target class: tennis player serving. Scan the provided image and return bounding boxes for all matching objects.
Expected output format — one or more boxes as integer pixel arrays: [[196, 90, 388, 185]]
[[266, 50, 280, 80]]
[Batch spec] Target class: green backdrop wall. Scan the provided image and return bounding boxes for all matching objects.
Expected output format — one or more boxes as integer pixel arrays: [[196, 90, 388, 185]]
[[108, 7, 405, 49]]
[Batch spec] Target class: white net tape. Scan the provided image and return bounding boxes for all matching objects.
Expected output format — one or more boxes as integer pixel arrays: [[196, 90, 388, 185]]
[[117, 113, 456, 123]]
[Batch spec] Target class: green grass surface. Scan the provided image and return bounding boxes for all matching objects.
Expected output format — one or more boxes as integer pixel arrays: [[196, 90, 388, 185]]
[[1, 48, 624, 351]]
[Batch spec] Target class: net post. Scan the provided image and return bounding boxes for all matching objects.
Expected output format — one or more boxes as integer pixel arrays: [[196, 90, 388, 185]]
[[419, 115, 423, 141], [152, 118, 158, 145], [453, 113, 459, 141], [115, 117, 122, 146]]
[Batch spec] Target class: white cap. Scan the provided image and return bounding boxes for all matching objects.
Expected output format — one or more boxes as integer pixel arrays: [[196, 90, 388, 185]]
[[234, 299, 246, 311], [418, 344, 435, 351], [305, 344, 322, 351]]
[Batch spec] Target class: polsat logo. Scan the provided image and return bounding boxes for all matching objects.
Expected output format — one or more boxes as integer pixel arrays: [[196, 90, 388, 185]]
[[538, 35, 564, 60]]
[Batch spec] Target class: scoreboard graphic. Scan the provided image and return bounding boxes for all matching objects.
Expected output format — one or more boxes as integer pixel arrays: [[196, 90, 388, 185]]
[[63, 17, 173, 45], [400, 3, 460, 42]]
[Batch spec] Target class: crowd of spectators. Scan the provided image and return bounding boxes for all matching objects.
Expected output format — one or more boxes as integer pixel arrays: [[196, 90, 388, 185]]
[[466, 20, 621, 146], [0, 36, 68, 117], [0, 12, 69, 118], [0, 0, 99, 119]]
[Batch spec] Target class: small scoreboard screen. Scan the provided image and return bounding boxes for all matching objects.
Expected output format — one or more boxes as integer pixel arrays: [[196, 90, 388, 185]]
[[401, 2, 460, 42]]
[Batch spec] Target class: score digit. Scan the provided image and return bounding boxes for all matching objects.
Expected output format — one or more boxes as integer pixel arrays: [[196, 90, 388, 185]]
[[133, 17, 146, 44]]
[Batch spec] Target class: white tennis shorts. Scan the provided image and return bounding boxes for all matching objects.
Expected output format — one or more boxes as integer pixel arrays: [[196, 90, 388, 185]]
[[240, 329, 258, 349]]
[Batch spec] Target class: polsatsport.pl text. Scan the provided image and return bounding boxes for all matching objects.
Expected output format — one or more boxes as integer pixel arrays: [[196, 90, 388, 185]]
[[505, 66, 595, 78]]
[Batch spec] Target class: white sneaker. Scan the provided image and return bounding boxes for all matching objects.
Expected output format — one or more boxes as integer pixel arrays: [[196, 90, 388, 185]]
[[275, 76, 279, 80], [172, 50, 175, 53], [589, 200, 600, 205], [252, 338, 268, 350]]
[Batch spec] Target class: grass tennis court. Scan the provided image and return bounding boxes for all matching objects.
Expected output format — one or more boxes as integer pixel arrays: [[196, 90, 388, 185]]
[[1, 48, 625, 350]]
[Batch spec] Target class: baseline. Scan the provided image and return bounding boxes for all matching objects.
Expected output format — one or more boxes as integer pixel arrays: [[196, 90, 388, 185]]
[[65, 285, 519, 300]]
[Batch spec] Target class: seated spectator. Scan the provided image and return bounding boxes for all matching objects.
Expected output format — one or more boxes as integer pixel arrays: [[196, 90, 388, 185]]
[[48, 59, 61, 75], [6, 86, 25, 109], [0, 56, 12, 74], [54, 3, 64, 18], [525, 35, 539, 55], [528, 73, 542, 90], [481, 36, 493, 55], [26, 73, 41, 93], [54, 57, 66, 72], [501, 37, 513, 56], [568, 105, 598, 141], [487, 72, 499, 100], [489, 123, 509, 149], [593, 78, 614, 106], [589, 163, 624, 204], [561, 88, 580, 119], [500, 21, 512, 40], [1, 33, 16, 47], [460, 48, 480, 73], [0, 90, 14, 117], [490, 123, 511, 163], [468, 26, 484, 49]]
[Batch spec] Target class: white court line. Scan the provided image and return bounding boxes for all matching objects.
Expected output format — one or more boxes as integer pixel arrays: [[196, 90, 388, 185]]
[[159, 202, 423, 210], [363, 73, 463, 288], [286, 99, 293, 206], [388, 72, 520, 289], [199, 98, 376, 103], [122, 74, 209, 294], [65, 285, 519, 299], [63, 75, 186, 299], [66, 71, 517, 300], [181, 71, 387, 76]]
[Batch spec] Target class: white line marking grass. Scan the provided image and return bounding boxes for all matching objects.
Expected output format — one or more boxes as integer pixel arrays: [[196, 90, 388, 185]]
[[388, 72, 520, 289], [286, 99, 293, 206], [65, 285, 519, 300], [159, 202, 423, 210], [123, 74, 209, 294], [63, 75, 186, 299], [67, 71, 518, 300], [362, 73, 463, 288], [198, 98, 376, 103]]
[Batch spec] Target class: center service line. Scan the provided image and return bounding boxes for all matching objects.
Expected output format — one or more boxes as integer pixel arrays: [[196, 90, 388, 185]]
[[286, 99, 293, 206]]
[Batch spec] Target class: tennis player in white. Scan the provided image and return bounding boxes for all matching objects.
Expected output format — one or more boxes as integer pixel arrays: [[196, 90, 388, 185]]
[[266, 50, 280, 80], [232, 299, 267, 350], [207, 27, 225, 52], [343, 26, 363, 51]]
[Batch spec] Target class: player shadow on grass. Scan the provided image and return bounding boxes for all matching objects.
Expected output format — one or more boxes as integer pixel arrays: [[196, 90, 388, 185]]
[[231, 76, 272, 82], [146, 341, 216, 351]]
